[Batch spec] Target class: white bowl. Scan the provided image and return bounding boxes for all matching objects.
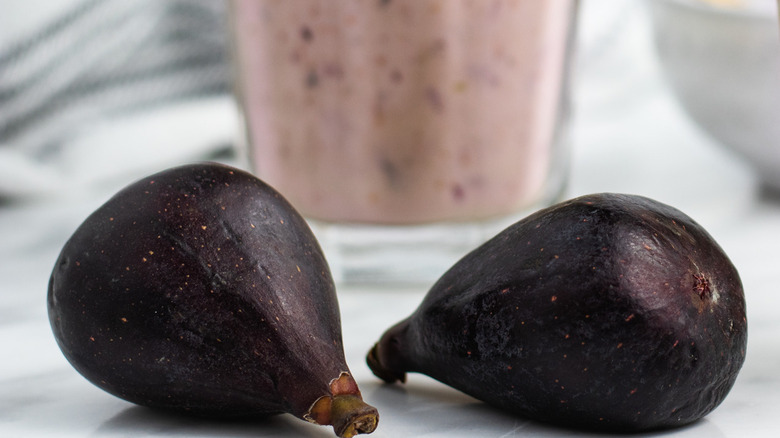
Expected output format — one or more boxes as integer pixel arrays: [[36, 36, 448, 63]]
[[648, 0, 780, 191]]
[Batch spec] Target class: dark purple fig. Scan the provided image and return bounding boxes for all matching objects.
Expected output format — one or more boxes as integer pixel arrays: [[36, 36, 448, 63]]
[[48, 163, 377, 437], [367, 193, 746, 432]]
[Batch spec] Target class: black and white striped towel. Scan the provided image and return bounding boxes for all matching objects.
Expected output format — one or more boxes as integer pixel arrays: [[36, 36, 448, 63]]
[[0, 0, 236, 201]]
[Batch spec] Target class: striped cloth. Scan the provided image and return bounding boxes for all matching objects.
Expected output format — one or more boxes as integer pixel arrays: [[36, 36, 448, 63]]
[[0, 0, 235, 200]]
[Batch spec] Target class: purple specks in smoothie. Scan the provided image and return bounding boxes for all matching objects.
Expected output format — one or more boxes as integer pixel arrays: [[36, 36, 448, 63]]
[[426, 87, 444, 112], [306, 69, 319, 88], [300, 25, 313, 42], [390, 69, 404, 84], [379, 159, 401, 188], [452, 184, 465, 201]]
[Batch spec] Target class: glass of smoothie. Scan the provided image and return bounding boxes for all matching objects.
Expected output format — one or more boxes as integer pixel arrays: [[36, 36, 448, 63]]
[[230, 0, 579, 285]]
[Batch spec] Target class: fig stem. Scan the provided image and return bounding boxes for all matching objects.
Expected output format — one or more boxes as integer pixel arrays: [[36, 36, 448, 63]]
[[329, 395, 378, 438]]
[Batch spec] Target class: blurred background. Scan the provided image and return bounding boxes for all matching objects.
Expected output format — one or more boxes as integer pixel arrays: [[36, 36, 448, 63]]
[[0, 0, 776, 204], [1, 0, 779, 436]]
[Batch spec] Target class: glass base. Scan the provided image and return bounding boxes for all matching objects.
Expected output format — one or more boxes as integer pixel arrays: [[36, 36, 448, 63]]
[[304, 114, 572, 288], [307, 210, 535, 288], [306, 135, 571, 288]]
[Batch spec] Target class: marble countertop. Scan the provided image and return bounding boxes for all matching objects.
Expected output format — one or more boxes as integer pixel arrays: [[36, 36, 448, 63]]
[[2, 1, 779, 437]]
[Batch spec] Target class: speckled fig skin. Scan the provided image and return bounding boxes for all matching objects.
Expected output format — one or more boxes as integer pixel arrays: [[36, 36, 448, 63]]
[[48, 163, 377, 437], [367, 193, 746, 432]]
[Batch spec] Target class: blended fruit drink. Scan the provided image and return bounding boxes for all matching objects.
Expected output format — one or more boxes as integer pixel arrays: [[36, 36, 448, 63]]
[[231, 0, 576, 223], [230, 0, 578, 283]]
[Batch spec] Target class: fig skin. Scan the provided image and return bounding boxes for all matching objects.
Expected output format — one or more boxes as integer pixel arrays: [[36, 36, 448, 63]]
[[48, 163, 377, 437], [367, 193, 746, 432]]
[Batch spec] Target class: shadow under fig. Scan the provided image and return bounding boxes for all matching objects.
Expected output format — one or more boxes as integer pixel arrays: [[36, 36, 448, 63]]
[[360, 377, 725, 437], [96, 405, 333, 438]]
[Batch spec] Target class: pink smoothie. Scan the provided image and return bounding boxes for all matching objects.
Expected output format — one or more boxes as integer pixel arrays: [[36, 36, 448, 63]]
[[231, 0, 575, 224]]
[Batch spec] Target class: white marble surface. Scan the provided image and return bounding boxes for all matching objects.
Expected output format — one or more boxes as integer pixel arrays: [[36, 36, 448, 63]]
[[2, 1, 780, 437]]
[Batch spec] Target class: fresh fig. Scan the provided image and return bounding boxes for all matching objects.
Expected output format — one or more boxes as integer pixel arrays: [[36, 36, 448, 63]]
[[48, 162, 378, 437], [367, 193, 746, 431]]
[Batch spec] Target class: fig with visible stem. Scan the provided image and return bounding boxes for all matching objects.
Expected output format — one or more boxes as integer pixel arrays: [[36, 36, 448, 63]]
[[48, 163, 378, 437], [368, 193, 746, 432]]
